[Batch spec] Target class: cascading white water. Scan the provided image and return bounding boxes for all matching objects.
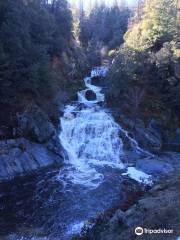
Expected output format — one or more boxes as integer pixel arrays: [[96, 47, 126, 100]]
[[3, 67, 154, 240], [59, 66, 124, 188], [59, 66, 152, 190]]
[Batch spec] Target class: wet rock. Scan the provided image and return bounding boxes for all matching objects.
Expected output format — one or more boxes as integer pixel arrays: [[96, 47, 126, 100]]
[[17, 104, 56, 143], [134, 124, 162, 153], [77, 170, 180, 240], [91, 76, 101, 86], [0, 138, 62, 182], [85, 90, 97, 101], [117, 115, 162, 153], [136, 159, 174, 175], [46, 134, 63, 156]]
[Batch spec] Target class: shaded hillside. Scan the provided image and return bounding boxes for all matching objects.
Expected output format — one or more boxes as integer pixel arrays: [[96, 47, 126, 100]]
[[105, 0, 180, 150], [0, 0, 88, 140]]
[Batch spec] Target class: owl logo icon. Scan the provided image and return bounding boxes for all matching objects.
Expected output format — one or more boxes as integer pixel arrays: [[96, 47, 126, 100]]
[[135, 227, 144, 236]]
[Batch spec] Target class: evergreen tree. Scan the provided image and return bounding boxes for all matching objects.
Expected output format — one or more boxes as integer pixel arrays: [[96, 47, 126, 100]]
[[125, 0, 178, 51], [79, 2, 130, 50], [0, 0, 73, 133]]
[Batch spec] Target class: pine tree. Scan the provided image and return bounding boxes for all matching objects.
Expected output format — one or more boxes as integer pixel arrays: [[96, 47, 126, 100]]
[[125, 0, 178, 51]]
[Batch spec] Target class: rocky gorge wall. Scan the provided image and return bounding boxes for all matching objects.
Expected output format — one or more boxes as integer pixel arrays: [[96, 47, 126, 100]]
[[0, 40, 89, 182], [74, 165, 180, 240]]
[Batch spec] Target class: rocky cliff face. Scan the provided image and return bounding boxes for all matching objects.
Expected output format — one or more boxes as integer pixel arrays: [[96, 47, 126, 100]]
[[73, 156, 180, 240], [117, 115, 163, 153], [104, 41, 180, 154], [108, 108, 180, 154], [0, 40, 88, 182], [17, 104, 56, 143], [0, 138, 63, 182]]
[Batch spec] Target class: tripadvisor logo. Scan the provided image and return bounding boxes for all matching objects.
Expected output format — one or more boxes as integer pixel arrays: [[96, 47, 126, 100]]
[[135, 226, 174, 236], [135, 227, 144, 235]]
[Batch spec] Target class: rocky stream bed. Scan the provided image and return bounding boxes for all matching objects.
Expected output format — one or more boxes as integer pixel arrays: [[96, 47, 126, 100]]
[[0, 67, 180, 240]]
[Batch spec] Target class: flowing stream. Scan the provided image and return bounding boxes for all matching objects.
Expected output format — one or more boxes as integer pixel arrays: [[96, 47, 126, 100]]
[[1, 67, 152, 240], [59, 67, 124, 189]]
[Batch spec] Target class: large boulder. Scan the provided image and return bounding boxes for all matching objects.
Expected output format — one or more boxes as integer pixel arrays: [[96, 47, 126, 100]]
[[17, 104, 56, 143], [91, 76, 101, 86], [85, 90, 97, 101], [134, 119, 162, 153], [79, 172, 180, 240], [117, 116, 162, 153], [136, 159, 174, 175], [0, 138, 63, 182]]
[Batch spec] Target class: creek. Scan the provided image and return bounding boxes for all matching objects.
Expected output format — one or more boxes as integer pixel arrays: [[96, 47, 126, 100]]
[[0, 67, 152, 240]]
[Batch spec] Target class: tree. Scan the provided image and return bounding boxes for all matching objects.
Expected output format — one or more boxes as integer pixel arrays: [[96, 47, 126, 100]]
[[79, 2, 130, 50], [125, 0, 178, 51], [0, 0, 73, 136]]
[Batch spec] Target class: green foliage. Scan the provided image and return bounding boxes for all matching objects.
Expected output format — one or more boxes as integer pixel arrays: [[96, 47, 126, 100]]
[[0, 0, 72, 103], [79, 5, 130, 50], [0, 0, 76, 136], [106, 46, 153, 100], [106, 0, 180, 128], [106, 40, 180, 125], [124, 0, 178, 51]]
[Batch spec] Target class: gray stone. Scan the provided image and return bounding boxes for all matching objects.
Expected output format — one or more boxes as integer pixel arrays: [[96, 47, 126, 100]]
[[85, 90, 97, 101], [0, 138, 63, 182], [91, 76, 101, 86], [134, 125, 162, 153], [46, 134, 63, 156], [17, 104, 56, 143], [136, 159, 174, 175]]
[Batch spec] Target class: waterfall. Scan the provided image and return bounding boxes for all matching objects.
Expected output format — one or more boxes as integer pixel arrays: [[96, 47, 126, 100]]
[[2, 67, 154, 240], [59, 66, 152, 189], [59, 67, 124, 189]]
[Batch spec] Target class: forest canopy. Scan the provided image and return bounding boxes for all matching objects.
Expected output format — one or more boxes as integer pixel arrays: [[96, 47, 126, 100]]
[[125, 0, 179, 51], [0, 0, 74, 137], [106, 0, 180, 130]]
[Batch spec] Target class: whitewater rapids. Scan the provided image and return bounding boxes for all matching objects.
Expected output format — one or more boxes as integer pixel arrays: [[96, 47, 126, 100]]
[[59, 66, 152, 189]]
